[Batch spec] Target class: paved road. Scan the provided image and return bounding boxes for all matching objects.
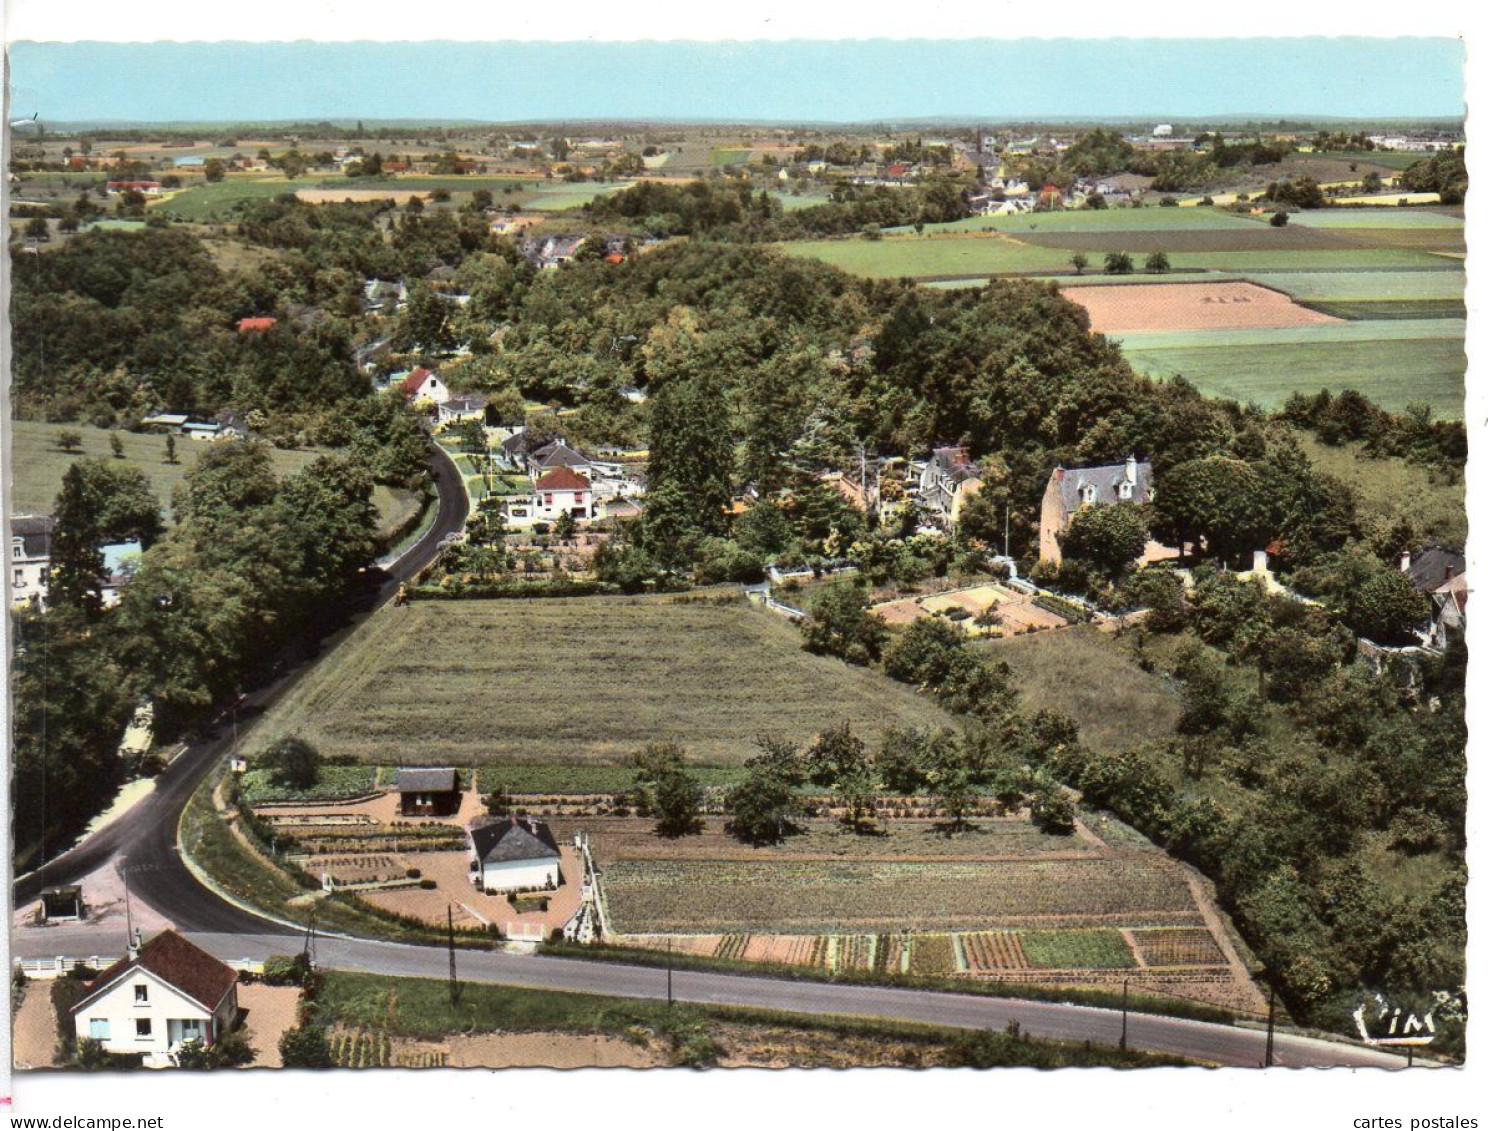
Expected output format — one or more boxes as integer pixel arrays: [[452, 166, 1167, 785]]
[[163, 932, 1401, 1070], [8, 441, 1409, 1070], [13, 440, 468, 935]]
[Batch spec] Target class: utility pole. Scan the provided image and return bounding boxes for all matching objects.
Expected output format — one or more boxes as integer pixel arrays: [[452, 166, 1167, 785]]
[[667, 938, 674, 1008], [1264, 983, 1276, 1067], [1004, 503, 1010, 559], [1120, 979, 1129, 1051], [448, 905, 460, 1004], [122, 864, 134, 946]]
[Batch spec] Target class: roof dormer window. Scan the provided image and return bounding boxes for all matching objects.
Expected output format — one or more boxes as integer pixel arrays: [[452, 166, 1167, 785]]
[[1080, 484, 1097, 504], [1118, 482, 1134, 500]]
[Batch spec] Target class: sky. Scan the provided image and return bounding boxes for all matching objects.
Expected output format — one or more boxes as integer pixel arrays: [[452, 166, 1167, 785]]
[[4, 38, 1466, 124]]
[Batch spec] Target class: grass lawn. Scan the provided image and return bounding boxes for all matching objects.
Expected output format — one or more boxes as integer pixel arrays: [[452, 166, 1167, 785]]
[[976, 627, 1181, 753], [1295, 434, 1466, 547], [7, 421, 421, 540], [1019, 929, 1137, 969], [1121, 330, 1465, 418], [251, 595, 954, 767]]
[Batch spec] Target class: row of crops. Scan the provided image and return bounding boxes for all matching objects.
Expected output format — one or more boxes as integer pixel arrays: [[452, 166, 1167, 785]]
[[330, 1028, 450, 1068], [669, 927, 1230, 975]]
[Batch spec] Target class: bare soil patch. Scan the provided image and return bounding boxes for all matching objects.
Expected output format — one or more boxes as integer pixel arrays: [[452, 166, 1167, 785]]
[[1063, 280, 1343, 333], [295, 189, 429, 204], [238, 984, 302, 1068]]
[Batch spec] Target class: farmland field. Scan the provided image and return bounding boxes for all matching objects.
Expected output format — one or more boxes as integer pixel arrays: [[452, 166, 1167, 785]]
[[779, 234, 1069, 278], [1118, 323, 1465, 417], [1062, 280, 1341, 333], [897, 206, 1263, 235], [154, 174, 540, 220], [6, 421, 421, 539], [252, 595, 954, 766], [709, 147, 753, 166], [523, 181, 636, 212], [976, 627, 1181, 753], [1019, 929, 1136, 970], [598, 856, 1199, 934]]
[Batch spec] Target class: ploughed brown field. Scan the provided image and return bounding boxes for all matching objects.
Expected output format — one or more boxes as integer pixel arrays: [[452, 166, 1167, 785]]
[[1062, 280, 1343, 333]]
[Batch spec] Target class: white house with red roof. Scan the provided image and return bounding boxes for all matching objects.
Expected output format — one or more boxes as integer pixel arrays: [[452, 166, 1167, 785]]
[[532, 467, 593, 522], [400, 367, 449, 406], [70, 930, 240, 1068]]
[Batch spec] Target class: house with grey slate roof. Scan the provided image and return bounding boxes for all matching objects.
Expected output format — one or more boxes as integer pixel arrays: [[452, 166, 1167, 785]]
[[468, 816, 562, 892], [1039, 456, 1154, 564]]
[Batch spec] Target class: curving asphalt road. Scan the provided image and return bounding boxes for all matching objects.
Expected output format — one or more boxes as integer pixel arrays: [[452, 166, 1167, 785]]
[[9, 440, 1410, 1070], [13, 440, 468, 931]]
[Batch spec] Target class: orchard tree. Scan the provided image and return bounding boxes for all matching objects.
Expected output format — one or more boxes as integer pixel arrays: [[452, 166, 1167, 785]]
[[1144, 251, 1171, 274], [1069, 252, 1089, 276], [56, 429, 82, 453], [263, 735, 321, 790], [804, 721, 870, 789], [801, 577, 887, 666], [1104, 251, 1134, 275], [724, 736, 806, 845]]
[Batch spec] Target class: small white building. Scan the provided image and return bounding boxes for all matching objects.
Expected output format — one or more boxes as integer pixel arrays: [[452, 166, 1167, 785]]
[[531, 467, 593, 522], [469, 816, 562, 893], [399, 367, 450, 407], [70, 930, 240, 1068], [9, 514, 55, 608], [437, 393, 490, 426]]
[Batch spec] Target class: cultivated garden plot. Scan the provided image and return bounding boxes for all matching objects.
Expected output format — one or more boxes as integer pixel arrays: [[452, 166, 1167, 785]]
[[597, 857, 1201, 935]]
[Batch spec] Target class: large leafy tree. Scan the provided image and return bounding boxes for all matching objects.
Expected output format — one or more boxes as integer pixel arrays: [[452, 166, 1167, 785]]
[[801, 577, 886, 666], [1058, 503, 1149, 580], [1151, 456, 1279, 565]]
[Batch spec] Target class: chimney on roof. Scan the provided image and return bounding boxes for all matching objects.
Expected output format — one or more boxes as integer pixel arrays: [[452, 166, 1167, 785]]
[[1125, 455, 1137, 482], [1400, 551, 1412, 573]]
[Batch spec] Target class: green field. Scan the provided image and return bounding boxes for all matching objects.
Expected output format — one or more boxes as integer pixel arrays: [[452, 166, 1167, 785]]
[[768, 190, 833, 212], [976, 626, 1181, 754], [252, 595, 955, 767], [780, 235, 1069, 278], [784, 232, 1453, 281], [152, 177, 321, 220], [900, 206, 1263, 236], [1122, 332, 1465, 418], [710, 147, 753, 166], [1285, 208, 1463, 229], [523, 181, 636, 212], [7, 420, 421, 538], [153, 174, 540, 220]]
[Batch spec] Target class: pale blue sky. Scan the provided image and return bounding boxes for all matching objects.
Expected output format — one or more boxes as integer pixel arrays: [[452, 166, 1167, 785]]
[[7, 39, 1465, 124]]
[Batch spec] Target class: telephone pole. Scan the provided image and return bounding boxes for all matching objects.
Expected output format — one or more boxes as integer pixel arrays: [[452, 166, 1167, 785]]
[[447, 906, 460, 1004], [1264, 983, 1277, 1067], [667, 938, 674, 1008], [1119, 979, 1129, 1051]]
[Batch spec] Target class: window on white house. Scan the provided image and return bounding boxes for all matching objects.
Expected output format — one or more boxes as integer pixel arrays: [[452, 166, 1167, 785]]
[[179, 1018, 204, 1041], [13, 569, 23, 587], [1118, 482, 1133, 500], [89, 1018, 110, 1040], [135, 984, 149, 1004], [136, 1018, 153, 1039]]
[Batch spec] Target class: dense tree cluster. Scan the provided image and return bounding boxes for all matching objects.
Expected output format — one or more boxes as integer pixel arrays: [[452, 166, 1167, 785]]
[[584, 176, 973, 241], [1397, 149, 1468, 204], [12, 442, 382, 863]]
